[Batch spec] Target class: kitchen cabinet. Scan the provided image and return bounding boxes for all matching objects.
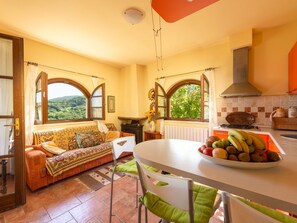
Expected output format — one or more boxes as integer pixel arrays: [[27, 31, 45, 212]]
[[257, 134, 269, 148], [288, 41, 297, 94], [268, 137, 281, 153], [213, 130, 228, 139]]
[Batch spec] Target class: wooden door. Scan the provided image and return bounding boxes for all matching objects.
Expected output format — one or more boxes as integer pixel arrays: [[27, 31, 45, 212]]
[[0, 33, 25, 211]]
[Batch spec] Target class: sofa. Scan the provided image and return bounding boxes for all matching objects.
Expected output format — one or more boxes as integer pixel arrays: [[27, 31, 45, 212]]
[[25, 122, 133, 191]]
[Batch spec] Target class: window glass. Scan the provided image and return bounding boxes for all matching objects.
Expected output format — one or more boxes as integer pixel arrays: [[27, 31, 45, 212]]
[[92, 108, 103, 118], [35, 75, 42, 124], [91, 84, 105, 119], [170, 84, 201, 119], [47, 83, 87, 120], [35, 74, 105, 124], [203, 75, 210, 121], [156, 83, 167, 119], [160, 75, 209, 122]]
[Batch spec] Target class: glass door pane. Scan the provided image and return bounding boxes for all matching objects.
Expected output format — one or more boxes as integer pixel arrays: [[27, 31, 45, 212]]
[[0, 37, 15, 197], [0, 79, 13, 116], [0, 37, 13, 77]]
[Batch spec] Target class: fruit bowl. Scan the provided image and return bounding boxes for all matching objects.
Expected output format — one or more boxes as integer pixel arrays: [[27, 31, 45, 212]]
[[198, 151, 283, 169]]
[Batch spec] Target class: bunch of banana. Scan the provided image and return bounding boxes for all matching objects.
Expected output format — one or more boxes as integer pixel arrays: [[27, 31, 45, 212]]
[[227, 129, 250, 153], [227, 129, 266, 152], [247, 132, 266, 150]]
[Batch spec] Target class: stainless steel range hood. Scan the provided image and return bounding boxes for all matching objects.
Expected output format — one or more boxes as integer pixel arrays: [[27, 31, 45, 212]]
[[220, 47, 261, 98]]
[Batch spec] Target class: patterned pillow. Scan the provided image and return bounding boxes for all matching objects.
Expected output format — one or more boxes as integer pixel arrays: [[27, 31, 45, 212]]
[[68, 136, 78, 150], [41, 141, 66, 155], [93, 131, 106, 145], [76, 132, 95, 148]]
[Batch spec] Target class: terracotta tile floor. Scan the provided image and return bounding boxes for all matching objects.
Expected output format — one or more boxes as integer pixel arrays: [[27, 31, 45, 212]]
[[0, 175, 161, 223]]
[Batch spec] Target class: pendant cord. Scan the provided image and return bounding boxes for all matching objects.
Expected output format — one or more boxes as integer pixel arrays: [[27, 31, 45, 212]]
[[150, 3, 163, 71]]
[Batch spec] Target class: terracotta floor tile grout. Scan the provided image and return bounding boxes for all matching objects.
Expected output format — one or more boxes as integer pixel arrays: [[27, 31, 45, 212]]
[[0, 173, 162, 223]]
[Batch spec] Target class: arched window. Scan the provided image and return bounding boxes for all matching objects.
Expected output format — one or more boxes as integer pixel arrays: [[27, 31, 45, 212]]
[[91, 84, 105, 119], [155, 74, 209, 122], [35, 72, 105, 124]]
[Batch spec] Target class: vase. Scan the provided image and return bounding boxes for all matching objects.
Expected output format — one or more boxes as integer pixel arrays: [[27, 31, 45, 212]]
[[149, 120, 156, 132]]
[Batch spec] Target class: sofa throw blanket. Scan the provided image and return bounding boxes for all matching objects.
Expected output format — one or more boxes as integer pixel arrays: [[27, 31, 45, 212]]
[[46, 142, 112, 177]]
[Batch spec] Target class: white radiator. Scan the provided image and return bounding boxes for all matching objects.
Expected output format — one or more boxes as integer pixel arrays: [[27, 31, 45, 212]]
[[164, 124, 209, 142]]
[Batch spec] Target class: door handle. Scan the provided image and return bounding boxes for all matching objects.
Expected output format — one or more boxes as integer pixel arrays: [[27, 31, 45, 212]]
[[4, 118, 20, 136]]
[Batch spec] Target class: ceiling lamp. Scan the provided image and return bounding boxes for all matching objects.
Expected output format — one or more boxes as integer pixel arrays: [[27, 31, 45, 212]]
[[151, 0, 220, 23], [123, 8, 144, 25]]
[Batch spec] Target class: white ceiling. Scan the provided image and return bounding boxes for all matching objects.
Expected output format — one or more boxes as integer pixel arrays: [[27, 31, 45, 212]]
[[1, 0, 297, 67]]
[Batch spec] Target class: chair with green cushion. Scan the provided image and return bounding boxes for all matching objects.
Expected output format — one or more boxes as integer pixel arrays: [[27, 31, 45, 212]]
[[109, 136, 137, 223], [136, 160, 219, 223], [222, 192, 297, 223], [109, 136, 158, 223]]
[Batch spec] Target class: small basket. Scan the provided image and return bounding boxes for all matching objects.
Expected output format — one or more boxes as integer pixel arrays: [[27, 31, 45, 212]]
[[272, 117, 297, 130]]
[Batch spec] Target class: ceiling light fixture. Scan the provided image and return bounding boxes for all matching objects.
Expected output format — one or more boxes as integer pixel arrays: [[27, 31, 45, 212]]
[[123, 7, 144, 25]]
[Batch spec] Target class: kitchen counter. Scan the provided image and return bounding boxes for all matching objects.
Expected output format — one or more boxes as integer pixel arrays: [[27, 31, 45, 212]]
[[214, 126, 297, 156], [260, 127, 297, 156]]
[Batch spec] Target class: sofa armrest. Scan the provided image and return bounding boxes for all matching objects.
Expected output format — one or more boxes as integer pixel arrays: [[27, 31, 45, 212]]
[[120, 131, 135, 137], [25, 148, 48, 191]]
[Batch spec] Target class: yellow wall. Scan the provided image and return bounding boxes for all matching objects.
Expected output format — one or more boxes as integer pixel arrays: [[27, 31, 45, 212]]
[[144, 41, 232, 103], [119, 64, 146, 118], [144, 19, 297, 103], [24, 38, 123, 129]]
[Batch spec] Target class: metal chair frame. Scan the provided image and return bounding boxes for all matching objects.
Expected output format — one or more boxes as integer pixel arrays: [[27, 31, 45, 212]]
[[109, 136, 138, 223], [136, 160, 195, 223]]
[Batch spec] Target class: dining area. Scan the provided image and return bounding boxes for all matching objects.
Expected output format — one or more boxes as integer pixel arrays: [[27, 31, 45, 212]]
[[131, 138, 297, 222]]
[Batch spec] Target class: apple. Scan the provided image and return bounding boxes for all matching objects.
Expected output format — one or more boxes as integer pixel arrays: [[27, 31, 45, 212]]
[[206, 135, 220, 147], [198, 145, 207, 153], [202, 147, 213, 157], [212, 148, 228, 159], [251, 149, 268, 162]]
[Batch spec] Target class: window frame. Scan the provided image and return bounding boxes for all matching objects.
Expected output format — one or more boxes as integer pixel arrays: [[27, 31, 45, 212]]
[[155, 75, 209, 122], [35, 73, 105, 124], [91, 83, 105, 120], [155, 82, 167, 119]]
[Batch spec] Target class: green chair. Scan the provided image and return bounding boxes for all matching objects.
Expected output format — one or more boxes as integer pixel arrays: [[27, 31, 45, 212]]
[[136, 160, 219, 223], [222, 192, 297, 223]]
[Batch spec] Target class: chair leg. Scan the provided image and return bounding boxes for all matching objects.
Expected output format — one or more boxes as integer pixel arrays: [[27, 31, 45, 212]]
[[109, 170, 116, 223], [138, 201, 143, 223], [136, 178, 139, 208], [145, 207, 148, 223]]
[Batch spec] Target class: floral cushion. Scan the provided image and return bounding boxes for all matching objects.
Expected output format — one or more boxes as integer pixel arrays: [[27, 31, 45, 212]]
[[45, 142, 112, 176], [94, 131, 106, 145], [76, 132, 96, 148], [68, 136, 78, 150], [41, 141, 66, 155]]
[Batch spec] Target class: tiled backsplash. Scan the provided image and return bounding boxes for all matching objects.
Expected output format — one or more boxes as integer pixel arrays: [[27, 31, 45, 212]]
[[216, 95, 297, 126]]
